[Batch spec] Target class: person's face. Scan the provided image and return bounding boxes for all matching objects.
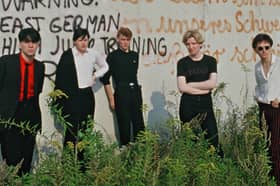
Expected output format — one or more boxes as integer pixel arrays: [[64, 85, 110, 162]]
[[255, 41, 272, 61], [74, 35, 89, 54], [19, 40, 40, 61], [185, 37, 202, 57], [117, 34, 131, 52]]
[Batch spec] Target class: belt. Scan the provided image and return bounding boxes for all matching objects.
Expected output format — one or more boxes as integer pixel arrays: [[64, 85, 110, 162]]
[[129, 82, 136, 87], [116, 82, 140, 90], [77, 87, 93, 95], [78, 87, 92, 91], [117, 82, 138, 87]]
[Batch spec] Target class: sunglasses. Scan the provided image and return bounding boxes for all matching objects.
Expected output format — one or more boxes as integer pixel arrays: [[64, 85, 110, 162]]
[[257, 45, 271, 52]]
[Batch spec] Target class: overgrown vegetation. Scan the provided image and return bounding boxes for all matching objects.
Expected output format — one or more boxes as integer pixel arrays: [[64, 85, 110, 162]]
[[0, 84, 276, 185]]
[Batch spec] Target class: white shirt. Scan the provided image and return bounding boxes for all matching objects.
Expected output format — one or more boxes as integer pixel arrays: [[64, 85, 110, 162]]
[[255, 55, 280, 104], [72, 47, 108, 88]]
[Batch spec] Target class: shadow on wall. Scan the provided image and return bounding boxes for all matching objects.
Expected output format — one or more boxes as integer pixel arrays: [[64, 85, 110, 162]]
[[147, 91, 172, 141]]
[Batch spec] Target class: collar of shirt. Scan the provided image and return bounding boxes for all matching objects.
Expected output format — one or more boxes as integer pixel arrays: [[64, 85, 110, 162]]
[[256, 54, 277, 80], [20, 52, 34, 65], [255, 55, 280, 103], [72, 46, 89, 57], [262, 54, 276, 65], [118, 48, 131, 53], [270, 54, 277, 68], [257, 54, 276, 67]]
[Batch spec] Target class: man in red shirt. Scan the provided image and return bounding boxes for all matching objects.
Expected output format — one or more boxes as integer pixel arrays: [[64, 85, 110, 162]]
[[0, 28, 45, 175]]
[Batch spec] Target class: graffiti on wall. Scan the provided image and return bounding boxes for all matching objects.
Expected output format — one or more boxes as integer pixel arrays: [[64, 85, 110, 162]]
[[1, 0, 280, 95]]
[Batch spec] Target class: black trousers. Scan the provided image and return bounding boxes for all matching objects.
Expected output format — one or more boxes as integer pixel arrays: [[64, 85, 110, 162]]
[[114, 84, 145, 146], [63, 88, 94, 162], [179, 94, 219, 148], [1, 98, 41, 175]]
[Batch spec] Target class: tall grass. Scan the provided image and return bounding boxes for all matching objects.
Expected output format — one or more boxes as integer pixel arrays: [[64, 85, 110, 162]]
[[0, 81, 276, 185]]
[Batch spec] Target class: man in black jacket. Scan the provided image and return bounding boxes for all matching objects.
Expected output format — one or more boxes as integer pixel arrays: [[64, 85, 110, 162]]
[[0, 28, 45, 175], [54, 28, 108, 167]]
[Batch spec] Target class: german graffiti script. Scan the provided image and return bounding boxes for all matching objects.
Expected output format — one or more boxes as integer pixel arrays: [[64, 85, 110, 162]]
[[110, 0, 280, 7], [1, 0, 280, 66]]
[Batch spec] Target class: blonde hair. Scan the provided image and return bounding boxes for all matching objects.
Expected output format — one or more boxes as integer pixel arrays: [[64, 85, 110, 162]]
[[182, 30, 204, 45]]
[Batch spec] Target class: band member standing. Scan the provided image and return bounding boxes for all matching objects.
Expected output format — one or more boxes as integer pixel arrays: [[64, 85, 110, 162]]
[[0, 28, 45, 175], [54, 28, 108, 162], [252, 33, 280, 185], [100, 27, 145, 147], [177, 30, 221, 150]]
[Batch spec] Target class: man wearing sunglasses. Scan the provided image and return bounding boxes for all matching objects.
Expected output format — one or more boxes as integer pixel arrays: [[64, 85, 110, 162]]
[[252, 33, 280, 185]]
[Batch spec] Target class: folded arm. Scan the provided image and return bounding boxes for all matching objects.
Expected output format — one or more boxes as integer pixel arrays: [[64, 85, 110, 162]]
[[187, 73, 217, 91], [177, 76, 210, 95]]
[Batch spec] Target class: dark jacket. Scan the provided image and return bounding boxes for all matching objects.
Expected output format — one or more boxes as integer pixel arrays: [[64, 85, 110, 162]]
[[0, 53, 45, 123], [54, 49, 82, 114], [55, 49, 79, 96]]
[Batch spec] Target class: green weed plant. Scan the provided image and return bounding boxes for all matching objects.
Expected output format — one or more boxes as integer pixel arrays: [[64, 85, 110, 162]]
[[0, 84, 276, 185]]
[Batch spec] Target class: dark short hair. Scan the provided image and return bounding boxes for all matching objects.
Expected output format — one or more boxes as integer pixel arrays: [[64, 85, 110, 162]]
[[252, 33, 273, 49], [18, 28, 41, 43], [117, 27, 132, 39], [73, 27, 90, 41]]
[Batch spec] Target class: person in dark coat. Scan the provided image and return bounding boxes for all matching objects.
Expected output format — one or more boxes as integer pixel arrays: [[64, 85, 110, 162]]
[[54, 28, 108, 164], [0, 28, 45, 175]]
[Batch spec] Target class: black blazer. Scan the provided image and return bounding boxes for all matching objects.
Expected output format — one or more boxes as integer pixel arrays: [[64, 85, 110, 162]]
[[55, 49, 79, 96], [54, 48, 82, 113], [0, 53, 45, 120]]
